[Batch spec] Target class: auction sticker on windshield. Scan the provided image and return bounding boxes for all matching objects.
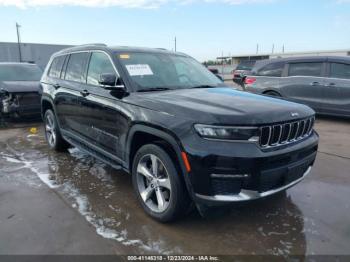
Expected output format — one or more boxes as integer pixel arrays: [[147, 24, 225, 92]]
[[125, 64, 153, 76]]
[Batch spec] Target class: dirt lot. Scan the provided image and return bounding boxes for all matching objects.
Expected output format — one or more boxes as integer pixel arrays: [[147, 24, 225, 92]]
[[0, 117, 349, 255]]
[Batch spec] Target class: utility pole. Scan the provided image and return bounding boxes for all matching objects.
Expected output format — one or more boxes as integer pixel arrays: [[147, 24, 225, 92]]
[[174, 36, 177, 52], [16, 22, 22, 62], [272, 44, 275, 54], [221, 51, 224, 75], [256, 44, 259, 54], [282, 44, 285, 53]]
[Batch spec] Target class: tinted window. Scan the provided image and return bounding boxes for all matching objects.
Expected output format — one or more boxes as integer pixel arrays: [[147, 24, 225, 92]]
[[330, 63, 350, 79], [288, 62, 323, 77], [48, 56, 65, 78], [87, 52, 116, 86], [258, 62, 284, 77], [65, 52, 89, 82], [0, 64, 42, 81]]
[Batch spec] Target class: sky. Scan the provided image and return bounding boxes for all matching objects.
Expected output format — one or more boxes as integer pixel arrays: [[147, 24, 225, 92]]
[[0, 0, 349, 61]]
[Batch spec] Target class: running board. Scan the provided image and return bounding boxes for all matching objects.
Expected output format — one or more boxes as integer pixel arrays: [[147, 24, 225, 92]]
[[62, 130, 124, 171]]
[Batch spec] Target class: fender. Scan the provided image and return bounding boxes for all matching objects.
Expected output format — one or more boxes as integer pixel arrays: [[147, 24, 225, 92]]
[[40, 95, 64, 129], [125, 124, 195, 197]]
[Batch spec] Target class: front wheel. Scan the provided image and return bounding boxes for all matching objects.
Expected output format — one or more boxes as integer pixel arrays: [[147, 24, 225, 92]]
[[44, 109, 69, 151], [132, 144, 190, 222], [264, 91, 282, 97]]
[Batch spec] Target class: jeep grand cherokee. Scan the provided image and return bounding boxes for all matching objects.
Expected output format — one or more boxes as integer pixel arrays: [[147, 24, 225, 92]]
[[40, 44, 319, 222]]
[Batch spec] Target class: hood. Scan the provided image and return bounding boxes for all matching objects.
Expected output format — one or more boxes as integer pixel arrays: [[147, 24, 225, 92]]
[[0, 81, 40, 93], [128, 87, 315, 125]]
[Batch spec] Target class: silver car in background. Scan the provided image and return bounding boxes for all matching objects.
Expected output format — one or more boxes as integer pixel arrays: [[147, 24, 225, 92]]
[[244, 56, 350, 118]]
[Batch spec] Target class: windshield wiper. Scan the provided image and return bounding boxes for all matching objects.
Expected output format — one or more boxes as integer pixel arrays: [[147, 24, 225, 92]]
[[137, 87, 171, 92]]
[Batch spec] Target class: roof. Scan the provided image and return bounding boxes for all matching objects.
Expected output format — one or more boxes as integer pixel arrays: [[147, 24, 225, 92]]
[[54, 44, 185, 57], [257, 56, 350, 64], [252, 56, 350, 71], [217, 49, 350, 59]]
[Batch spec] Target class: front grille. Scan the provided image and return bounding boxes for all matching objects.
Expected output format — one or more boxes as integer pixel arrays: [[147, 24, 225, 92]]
[[260, 117, 315, 148]]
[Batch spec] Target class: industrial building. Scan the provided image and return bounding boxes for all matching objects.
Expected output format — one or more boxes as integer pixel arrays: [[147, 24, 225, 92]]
[[0, 42, 72, 69]]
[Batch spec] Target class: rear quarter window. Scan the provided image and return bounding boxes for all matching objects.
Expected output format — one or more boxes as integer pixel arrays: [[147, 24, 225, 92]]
[[48, 56, 66, 78], [257, 62, 285, 77]]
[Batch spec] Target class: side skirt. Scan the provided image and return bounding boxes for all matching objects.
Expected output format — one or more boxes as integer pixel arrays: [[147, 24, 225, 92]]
[[61, 129, 128, 172]]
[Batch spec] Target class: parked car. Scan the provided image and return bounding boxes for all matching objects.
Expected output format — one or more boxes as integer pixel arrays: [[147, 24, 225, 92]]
[[244, 56, 350, 118], [208, 68, 223, 81], [232, 60, 256, 85], [41, 44, 319, 222], [0, 62, 42, 118]]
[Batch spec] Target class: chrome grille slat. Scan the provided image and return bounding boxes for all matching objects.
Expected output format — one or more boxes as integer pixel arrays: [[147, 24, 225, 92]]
[[277, 125, 283, 144], [259, 117, 315, 148], [267, 126, 272, 145]]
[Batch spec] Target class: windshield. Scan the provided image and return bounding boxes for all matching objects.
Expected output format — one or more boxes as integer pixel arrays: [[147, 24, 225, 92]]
[[0, 64, 43, 81], [118, 52, 222, 91]]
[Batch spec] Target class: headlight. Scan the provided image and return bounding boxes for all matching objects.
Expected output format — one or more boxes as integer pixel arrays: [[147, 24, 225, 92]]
[[194, 124, 260, 141]]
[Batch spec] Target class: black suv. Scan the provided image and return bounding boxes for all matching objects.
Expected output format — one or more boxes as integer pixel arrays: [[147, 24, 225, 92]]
[[41, 44, 319, 222]]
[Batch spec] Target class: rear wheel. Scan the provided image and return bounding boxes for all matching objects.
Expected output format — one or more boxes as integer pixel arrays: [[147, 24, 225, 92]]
[[132, 144, 190, 222], [44, 110, 69, 151]]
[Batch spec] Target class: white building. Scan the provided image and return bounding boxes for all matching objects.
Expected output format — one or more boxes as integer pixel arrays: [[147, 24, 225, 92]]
[[218, 49, 350, 65]]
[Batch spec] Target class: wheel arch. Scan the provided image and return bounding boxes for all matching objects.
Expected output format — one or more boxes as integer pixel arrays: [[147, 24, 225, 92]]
[[41, 97, 55, 119], [125, 124, 194, 196], [262, 89, 282, 97]]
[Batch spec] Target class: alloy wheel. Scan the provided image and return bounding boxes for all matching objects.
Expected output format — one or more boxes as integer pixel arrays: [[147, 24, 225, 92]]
[[45, 114, 56, 147], [136, 154, 172, 213]]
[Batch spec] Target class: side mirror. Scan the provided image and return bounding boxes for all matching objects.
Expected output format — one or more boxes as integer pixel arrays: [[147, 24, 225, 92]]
[[99, 73, 125, 91], [99, 73, 117, 86]]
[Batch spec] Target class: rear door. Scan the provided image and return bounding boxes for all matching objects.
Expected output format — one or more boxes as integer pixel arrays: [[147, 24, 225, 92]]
[[322, 61, 350, 116], [282, 61, 326, 111], [57, 52, 89, 135]]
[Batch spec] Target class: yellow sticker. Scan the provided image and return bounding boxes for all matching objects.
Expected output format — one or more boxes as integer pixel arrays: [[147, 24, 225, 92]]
[[119, 54, 130, 59], [29, 127, 37, 134]]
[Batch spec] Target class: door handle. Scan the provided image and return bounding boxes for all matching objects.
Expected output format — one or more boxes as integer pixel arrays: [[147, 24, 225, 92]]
[[80, 90, 90, 97], [53, 83, 60, 89], [326, 83, 336, 87], [310, 81, 320, 86]]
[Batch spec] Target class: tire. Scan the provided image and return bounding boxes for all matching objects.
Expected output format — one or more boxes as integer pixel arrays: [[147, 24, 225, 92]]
[[44, 109, 69, 152], [265, 91, 281, 97], [132, 144, 190, 222]]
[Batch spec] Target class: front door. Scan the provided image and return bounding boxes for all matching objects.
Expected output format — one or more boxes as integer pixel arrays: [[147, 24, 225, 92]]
[[283, 61, 326, 111], [77, 51, 129, 160], [320, 62, 350, 116]]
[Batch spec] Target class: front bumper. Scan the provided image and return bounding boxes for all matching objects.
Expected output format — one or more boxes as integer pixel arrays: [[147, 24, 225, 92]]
[[1, 92, 41, 117], [195, 166, 311, 204], [182, 131, 319, 206]]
